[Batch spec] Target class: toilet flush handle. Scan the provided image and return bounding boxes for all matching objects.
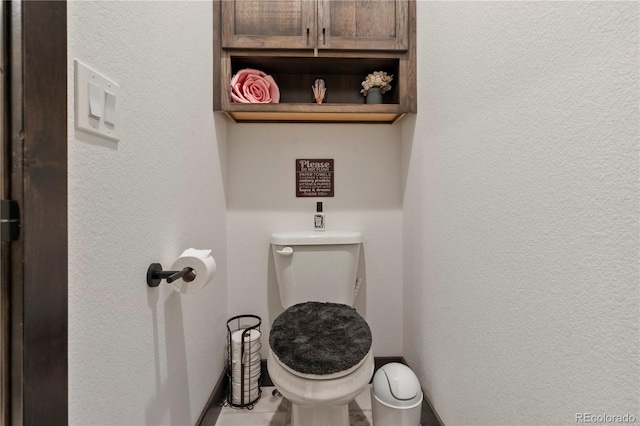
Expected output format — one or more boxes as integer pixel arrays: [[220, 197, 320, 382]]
[[275, 247, 294, 256]]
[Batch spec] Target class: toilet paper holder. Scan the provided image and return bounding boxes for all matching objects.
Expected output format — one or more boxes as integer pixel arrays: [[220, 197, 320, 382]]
[[146, 263, 196, 287]]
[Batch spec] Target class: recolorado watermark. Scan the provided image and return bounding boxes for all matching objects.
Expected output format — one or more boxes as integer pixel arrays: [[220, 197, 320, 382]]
[[576, 413, 637, 424]]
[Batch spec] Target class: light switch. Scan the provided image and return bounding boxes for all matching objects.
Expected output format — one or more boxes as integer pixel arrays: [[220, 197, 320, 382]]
[[74, 60, 121, 142], [104, 91, 116, 125], [88, 82, 102, 119]]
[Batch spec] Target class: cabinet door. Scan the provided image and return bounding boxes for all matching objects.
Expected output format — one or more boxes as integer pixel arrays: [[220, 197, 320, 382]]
[[318, 0, 408, 51], [222, 0, 317, 49]]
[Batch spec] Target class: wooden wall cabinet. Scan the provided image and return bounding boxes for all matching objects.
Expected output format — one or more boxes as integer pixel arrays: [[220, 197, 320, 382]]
[[222, 0, 408, 51], [214, 0, 416, 123]]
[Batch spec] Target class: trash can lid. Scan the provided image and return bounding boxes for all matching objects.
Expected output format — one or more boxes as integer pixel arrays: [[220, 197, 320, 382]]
[[372, 363, 423, 408]]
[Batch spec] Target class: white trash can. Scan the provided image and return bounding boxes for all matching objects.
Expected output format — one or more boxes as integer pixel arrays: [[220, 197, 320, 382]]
[[371, 363, 423, 426]]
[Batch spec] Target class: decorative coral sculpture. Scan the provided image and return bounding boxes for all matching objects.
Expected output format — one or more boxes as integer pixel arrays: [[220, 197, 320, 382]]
[[312, 78, 326, 104]]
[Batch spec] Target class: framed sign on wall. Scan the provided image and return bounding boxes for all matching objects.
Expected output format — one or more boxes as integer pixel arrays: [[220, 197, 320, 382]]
[[296, 159, 334, 197]]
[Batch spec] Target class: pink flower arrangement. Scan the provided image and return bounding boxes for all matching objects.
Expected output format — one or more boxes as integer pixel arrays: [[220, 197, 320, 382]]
[[230, 68, 280, 103]]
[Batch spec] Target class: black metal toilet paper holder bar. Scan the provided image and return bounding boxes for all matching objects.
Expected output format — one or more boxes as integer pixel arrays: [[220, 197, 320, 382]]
[[146, 263, 195, 287]]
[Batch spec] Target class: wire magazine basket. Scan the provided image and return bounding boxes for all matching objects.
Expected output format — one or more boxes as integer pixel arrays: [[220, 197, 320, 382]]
[[226, 315, 262, 408]]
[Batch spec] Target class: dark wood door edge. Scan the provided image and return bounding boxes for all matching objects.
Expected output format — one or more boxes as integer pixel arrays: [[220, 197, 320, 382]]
[[5, 2, 68, 424]]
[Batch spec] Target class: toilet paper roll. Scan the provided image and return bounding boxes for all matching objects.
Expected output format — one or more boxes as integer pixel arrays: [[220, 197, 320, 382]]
[[170, 248, 216, 294], [231, 351, 261, 366], [231, 357, 261, 374], [231, 383, 260, 405], [231, 363, 261, 385], [231, 329, 261, 344], [230, 329, 261, 362]]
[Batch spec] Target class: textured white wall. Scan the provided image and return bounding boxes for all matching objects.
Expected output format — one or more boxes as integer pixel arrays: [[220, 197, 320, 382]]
[[226, 124, 403, 356], [68, 2, 228, 424], [67, 1, 639, 424], [403, 1, 639, 424]]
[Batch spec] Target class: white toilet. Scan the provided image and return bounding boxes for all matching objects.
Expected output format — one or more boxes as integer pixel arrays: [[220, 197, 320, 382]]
[[268, 231, 374, 426]]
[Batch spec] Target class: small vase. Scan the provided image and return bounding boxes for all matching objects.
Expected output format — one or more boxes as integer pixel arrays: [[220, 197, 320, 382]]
[[365, 87, 383, 104]]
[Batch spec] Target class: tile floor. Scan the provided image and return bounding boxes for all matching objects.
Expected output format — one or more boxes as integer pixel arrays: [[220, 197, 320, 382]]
[[215, 385, 374, 426]]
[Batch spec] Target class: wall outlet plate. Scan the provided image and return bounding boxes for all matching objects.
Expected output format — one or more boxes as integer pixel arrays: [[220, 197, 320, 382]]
[[74, 60, 121, 142]]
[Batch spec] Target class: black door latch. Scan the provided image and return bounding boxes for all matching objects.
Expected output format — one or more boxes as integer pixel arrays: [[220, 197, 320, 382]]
[[1, 200, 20, 242]]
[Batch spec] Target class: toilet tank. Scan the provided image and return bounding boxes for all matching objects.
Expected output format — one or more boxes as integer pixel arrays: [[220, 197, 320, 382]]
[[270, 231, 362, 309]]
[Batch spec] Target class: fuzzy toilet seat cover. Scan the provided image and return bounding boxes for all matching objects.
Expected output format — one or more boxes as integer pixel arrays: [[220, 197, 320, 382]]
[[269, 302, 372, 375]]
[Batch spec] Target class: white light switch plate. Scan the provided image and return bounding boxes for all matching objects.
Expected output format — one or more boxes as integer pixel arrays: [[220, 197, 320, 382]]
[[74, 60, 121, 141]]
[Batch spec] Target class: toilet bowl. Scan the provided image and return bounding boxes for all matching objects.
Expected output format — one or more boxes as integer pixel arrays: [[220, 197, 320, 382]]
[[268, 348, 374, 426], [268, 301, 373, 426], [268, 231, 372, 426]]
